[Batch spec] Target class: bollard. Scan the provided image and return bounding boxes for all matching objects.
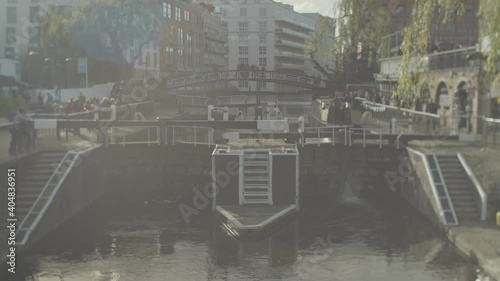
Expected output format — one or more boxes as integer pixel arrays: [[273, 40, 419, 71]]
[[497, 211, 500, 228]]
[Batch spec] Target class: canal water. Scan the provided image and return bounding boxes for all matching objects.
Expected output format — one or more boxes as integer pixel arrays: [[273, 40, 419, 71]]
[[10, 179, 487, 281]]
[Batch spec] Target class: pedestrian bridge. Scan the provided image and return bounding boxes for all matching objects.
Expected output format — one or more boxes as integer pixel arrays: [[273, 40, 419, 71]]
[[165, 70, 327, 90]]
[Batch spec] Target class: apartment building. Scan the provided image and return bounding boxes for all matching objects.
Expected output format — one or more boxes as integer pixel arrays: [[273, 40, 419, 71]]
[[193, 0, 316, 92], [203, 11, 228, 72], [158, 0, 206, 77]]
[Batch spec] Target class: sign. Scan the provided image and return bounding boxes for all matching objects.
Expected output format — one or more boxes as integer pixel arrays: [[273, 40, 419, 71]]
[[77, 57, 87, 74], [357, 42, 363, 60]]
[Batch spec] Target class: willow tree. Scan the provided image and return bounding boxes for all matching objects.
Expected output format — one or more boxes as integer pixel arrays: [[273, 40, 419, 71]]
[[306, 0, 390, 89], [397, 0, 500, 104], [67, 0, 162, 68]]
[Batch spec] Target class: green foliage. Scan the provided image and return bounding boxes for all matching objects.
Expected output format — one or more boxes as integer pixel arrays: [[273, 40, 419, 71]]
[[306, 0, 390, 84], [397, 0, 465, 104], [67, 0, 162, 64], [0, 94, 16, 118], [479, 0, 500, 85]]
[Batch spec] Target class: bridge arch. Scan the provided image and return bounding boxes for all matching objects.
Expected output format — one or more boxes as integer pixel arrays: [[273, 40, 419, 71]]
[[164, 70, 327, 90]]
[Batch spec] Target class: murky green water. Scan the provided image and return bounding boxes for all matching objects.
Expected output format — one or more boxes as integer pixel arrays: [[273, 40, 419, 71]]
[[8, 180, 487, 281]]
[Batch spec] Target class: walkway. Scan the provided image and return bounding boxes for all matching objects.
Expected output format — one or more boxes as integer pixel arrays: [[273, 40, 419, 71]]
[[447, 226, 500, 281]]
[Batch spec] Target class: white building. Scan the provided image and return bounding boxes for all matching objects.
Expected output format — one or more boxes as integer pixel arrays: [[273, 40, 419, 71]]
[[193, 0, 317, 92]]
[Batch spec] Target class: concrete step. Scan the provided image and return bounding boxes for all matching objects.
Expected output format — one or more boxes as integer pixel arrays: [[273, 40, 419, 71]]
[[244, 184, 269, 190], [244, 170, 268, 174], [244, 177, 268, 182], [243, 199, 270, 204], [243, 191, 269, 197]]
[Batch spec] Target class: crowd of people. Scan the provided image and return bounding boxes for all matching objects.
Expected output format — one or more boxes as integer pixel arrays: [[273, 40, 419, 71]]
[[35, 92, 131, 114]]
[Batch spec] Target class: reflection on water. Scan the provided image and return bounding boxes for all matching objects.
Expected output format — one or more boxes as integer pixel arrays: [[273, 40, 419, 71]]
[[9, 179, 487, 281]]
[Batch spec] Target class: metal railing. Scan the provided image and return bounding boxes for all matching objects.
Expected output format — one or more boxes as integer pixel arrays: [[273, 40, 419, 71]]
[[216, 95, 247, 105], [176, 95, 209, 106], [16, 145, 102, 246], [166, 126, 214, 146], [110, 126, 161, 147], [482, 117, 500, 147], [428, 47, 477, 70], [457, 153, 487, 221], [298, 126, 399, 148], [407, 148, 459, 226]]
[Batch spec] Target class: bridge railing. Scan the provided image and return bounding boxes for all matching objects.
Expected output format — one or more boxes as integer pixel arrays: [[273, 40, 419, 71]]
[[166, 126, 214, 146], [165, 70, 327, 89], [177, 95, 209, 106], [353, 99, 447, 135], [108, 126, 161, 147], [298, 126, 402, 148], [216, 95, 247, 106]]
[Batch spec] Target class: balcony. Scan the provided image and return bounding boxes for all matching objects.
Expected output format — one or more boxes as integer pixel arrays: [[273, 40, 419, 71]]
[[205, 45, 227, 55], [428, 46, 478, 70], [275, 62, 304, 71], [275, 50, 305, 60], [205, 32, 227, 43], [275, 27, 310, 39], [275, 39, 305, 50], [376, 46, 479, 82], [275, 15, 315, 31]]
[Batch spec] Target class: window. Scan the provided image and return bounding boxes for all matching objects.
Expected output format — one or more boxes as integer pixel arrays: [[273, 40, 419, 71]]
[[239, 22, 248, 32], [7, 7, 17, 23], [178, 28, 183, 45], [239, 58, 248, 65], [259, 7, 266, 17], [238, 81, 248, 88], [240, 8, 247, 16], [5, 47, 15, 59], [239, 34, 248, 43], [175, 7, 181, 21], [30, 6, 39, 23], [162, 2, 167, 17], [259, 46, 266, 55], [28, 27, 40, 45], [239, 46, 248, 55], [6, 27, 16, 44], [187, 33, 192, 48], [178, 49, 184, 65], [259, 34, 266, 43], [464, 23, 474, 34], [166, 47, 174, 64], [258, 81, 266, 89], [167, 4, 172, 18], [447, 23, 456, 32], [184, 10, 189, 22], [259, 21, 267, 31], [259, 58, 266, 67], [464, 5, 474, 17], [193, 14, 197, 26]]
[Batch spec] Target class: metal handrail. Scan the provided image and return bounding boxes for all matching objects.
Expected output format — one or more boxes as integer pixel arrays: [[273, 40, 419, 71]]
[[17, 145, 102, 246], [432, 154, 459, 225], [168, 126, 214, 147], [407, 148, 458, 226], [115, 126, 161, 146], [457, 153, 487, 221]]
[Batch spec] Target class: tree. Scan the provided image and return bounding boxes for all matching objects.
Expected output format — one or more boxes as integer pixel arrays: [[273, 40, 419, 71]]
[[394, 0, 500, 106], [66, 0, 162, 70], [306, 0, 390, 91]]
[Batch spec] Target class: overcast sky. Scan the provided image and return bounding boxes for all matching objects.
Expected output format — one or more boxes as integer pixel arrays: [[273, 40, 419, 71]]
[[279, 0, 336, 17]]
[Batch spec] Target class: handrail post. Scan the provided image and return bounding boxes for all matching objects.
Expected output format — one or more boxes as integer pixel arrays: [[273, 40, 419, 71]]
[[194, 127, 197, 147], [349, 129, 352, 146], [317, 127, 320, 147], [363, 129, 366, 148], [332, 127, 335, 146]]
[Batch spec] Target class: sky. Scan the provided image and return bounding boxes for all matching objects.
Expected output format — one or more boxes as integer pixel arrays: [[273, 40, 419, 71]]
[[278, 0, 337, 17]]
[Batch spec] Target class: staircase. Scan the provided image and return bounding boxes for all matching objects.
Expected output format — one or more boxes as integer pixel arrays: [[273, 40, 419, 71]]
[[242, 150, 272, 205], [17, 150, 67, 224], [435, 154, 479, 222]]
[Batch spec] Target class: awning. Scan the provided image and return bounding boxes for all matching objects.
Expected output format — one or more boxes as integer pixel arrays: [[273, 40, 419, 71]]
[[0, 75, 31, 89]]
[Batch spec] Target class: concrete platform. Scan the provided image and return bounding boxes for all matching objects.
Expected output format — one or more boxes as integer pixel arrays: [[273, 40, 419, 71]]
[[215, 205, 297, 238]]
